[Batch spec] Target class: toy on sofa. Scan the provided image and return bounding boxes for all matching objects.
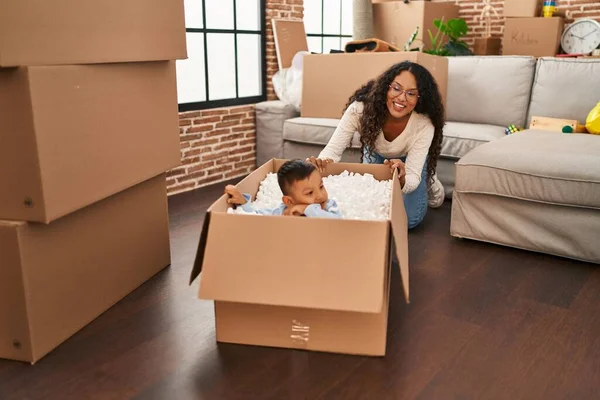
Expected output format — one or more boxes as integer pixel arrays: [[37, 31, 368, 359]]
[[530, 116, 588, 134], [505, 124, 522, 135], [586, 102, 600, 135]]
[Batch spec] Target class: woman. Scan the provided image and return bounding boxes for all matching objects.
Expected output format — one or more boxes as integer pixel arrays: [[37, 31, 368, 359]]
[[307, 61, 445, 229]]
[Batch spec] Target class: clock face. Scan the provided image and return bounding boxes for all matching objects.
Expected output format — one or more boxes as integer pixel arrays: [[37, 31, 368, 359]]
[[561, 19, 600, 55]]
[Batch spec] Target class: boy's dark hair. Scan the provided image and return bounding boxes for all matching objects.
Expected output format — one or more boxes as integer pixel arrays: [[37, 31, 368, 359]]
[[277, 159, 317, 195]]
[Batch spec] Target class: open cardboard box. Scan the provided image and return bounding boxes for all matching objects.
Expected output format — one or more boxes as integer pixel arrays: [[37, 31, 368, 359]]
[[190, 159, 409, 356]]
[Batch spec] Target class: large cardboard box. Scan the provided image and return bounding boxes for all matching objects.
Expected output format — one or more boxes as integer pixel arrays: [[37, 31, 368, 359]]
[[504, 0, 543, 18], [0, 175, 171, 364], [0, 61, 180, 223], [0, 0, 186, 66], [373, 1, 460, 51], [503, 17, 565, 58], [301, 52, 448, 118], [190, 160, 409, 356]]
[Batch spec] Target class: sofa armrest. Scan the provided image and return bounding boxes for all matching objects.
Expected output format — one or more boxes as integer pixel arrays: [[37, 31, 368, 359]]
[[256, 100, 300, 166]]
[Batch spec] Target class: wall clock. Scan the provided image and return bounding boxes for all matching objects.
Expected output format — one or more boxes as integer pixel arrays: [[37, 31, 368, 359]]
[[561, 18, 600, 55]]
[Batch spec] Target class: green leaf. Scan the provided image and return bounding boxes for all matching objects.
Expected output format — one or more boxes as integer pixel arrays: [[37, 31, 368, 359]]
[[427, 29, 436, 48], [433, 17, 448, 34], [447, 18, 468, 38]]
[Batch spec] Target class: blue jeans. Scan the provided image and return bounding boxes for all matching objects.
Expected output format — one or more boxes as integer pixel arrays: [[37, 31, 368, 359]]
[[363, 150, 428, 229]]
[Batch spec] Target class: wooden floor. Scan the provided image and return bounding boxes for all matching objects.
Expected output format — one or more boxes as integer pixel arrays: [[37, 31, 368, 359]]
[[1, 181, 599, 400]]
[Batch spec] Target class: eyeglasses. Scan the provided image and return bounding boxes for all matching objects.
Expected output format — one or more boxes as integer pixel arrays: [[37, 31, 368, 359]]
[[388, 84, 419, 102]]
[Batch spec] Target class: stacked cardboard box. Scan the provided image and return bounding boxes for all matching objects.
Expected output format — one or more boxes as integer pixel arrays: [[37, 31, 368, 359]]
[[503, 0, 564, 57], [0, 0, 187, 363]]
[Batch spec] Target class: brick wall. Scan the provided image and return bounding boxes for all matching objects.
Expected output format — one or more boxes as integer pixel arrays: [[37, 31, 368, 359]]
[[433, 0, 600, 46], [168, 0, 303, 196]]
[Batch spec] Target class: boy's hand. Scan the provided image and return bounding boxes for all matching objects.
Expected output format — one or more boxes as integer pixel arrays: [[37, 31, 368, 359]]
[[384, 159, 406, 180], [284, 204, 308, 216], [225, 185, 246, 205], [306, 156, 333, 173]]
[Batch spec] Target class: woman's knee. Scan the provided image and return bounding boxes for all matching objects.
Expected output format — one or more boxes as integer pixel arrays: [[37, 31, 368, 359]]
[[407, 208, 426, 229], [405, 191, 428, 229]]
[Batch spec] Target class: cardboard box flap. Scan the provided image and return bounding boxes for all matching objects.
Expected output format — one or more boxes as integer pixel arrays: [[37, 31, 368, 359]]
[[324, 162, 392, 181], [189, 211, 211, 285], [191, 159, 278, 283], [272, 19, 308, 70], [390, 171, 410, 303], [198, 212, 389, 313]]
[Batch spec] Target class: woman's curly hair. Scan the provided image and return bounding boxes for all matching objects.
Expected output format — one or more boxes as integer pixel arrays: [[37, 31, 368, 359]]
[[344, 61, 445, 186]]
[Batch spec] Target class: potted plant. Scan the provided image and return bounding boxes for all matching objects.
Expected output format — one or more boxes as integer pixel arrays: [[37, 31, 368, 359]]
[[425, 17, 473, 56]]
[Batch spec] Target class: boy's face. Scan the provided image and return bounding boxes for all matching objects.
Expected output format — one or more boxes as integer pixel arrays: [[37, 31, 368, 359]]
[[282, 170, 329, 208]]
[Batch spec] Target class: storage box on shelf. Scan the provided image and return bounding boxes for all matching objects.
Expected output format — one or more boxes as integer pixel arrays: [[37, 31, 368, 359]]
[[503, 17, 564, 58], [503, 0, 543, 18], [473, 37, 502, 56]]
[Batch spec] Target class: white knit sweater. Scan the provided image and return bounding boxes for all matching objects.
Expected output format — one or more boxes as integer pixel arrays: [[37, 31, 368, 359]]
[[318, 101, 434, 194]]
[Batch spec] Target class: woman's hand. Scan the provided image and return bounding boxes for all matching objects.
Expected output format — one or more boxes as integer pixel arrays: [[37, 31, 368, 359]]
[[384, 159, 406, 181], [306, 156, 333, 173]]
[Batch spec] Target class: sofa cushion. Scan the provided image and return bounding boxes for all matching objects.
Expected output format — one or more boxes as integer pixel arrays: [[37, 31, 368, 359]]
[[527, 57, 600, 126], [256, 100, 301, 166], [446, 56, 536, 127], [442, 121, 506, 159], [456, 130, 600, 210], [283, 117, 361, 148], [256, 100, 300, 116]]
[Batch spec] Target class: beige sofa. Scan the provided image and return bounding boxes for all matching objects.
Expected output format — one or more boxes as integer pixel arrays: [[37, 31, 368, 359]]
[[451, 57, 600, 264]]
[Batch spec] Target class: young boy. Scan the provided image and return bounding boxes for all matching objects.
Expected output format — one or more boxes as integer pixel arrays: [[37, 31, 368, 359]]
[[225, 159, 342, 219]]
